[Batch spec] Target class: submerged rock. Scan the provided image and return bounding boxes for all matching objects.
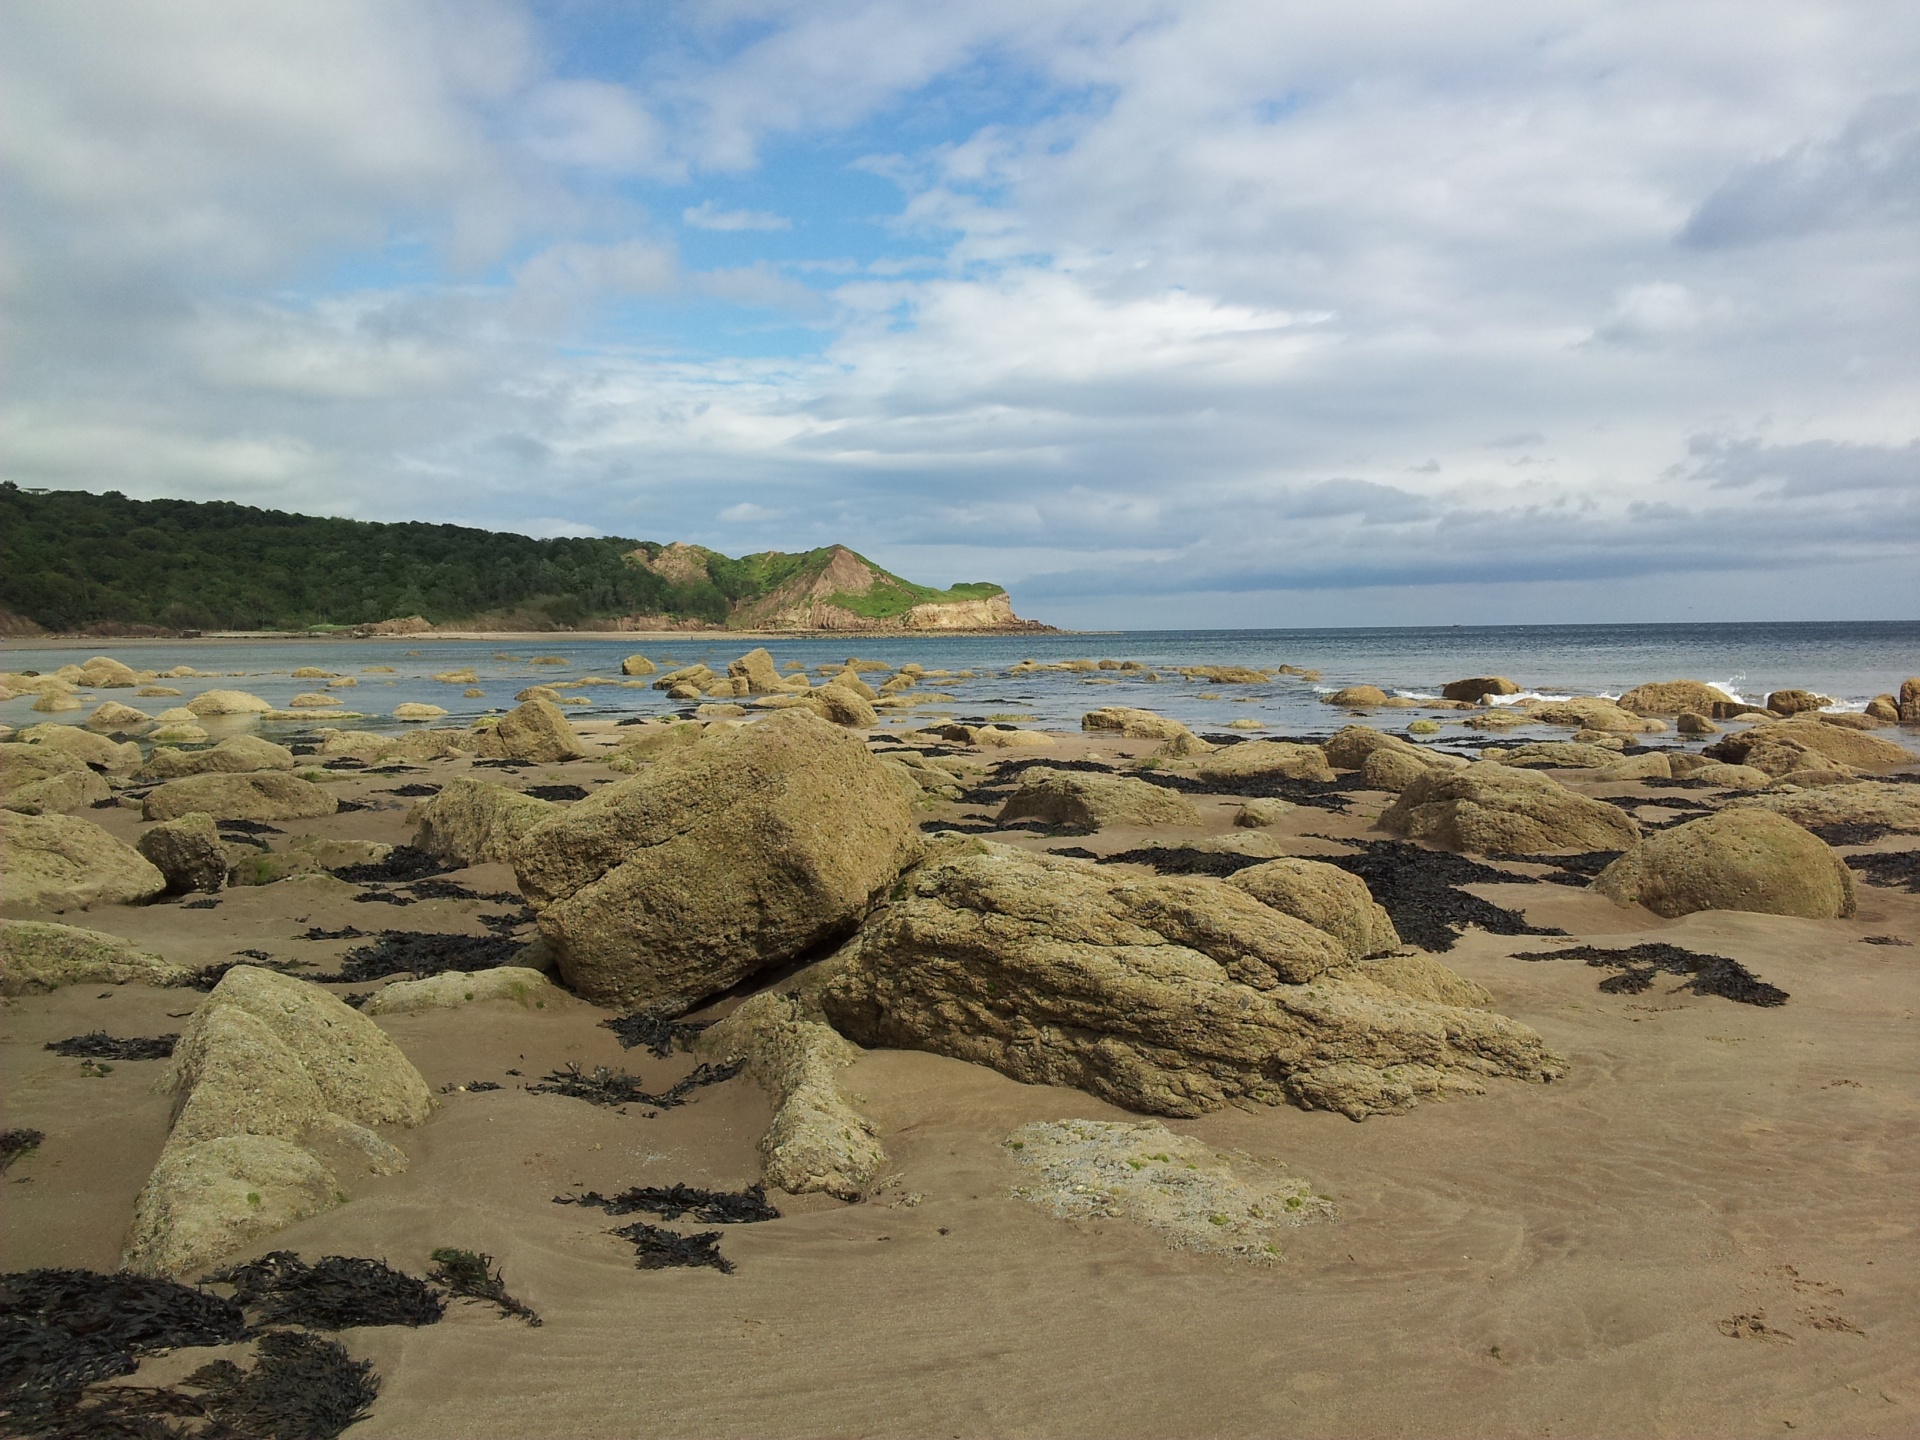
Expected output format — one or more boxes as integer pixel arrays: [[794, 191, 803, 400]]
[[1, 810, 168, 913], [513, 709, 921, 1012], [1378, 762, 1640, 854], [817, 840, 1558, 1120], [1440, 677, 1520, 702], [1592, 809, 1855, 921]]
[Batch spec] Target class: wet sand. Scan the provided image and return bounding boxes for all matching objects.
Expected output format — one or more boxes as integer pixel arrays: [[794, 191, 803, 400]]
[[4, 725, 1918, 1438]]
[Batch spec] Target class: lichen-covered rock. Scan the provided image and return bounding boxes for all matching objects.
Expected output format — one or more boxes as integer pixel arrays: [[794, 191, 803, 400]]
[[1082, 707, 1195, 742], [1706, 719, 1914, 775], [362, 966, 563, 1015], [1, 743, 112, 814], [727, 648, 785, 694], [140, 734, 295, 780], [513, 709, 922, 1012], [1727, 781, 1920, 834], [76, 656, 142, 688], [1378, 762, 1640, 853], [1677, 761, 1774, 790], [393, 702, 448, 721], [699, 990, 885, 1200], [1227, 858, 1400, 960], [185, 689, 274, 717], [1, 811, 168, 913], [0, 918, 189, 994], [470, 698, 587, 763], [224, 836, 392, 887], [1616, 680, 1737, 716], [1677, 712, 1720, 735], [622, 654, 658, 676], [1526, 698, 1663, 733], [17, 724, 143, 774], [1592, 809, 1854, 920], [1592, 752, 1673, 782], [939, 723, 1054, 750], [803, 684, 877, 728], [122, 1136, 342, 1278], [1900, 677, 1920, 725], [413, 777, 560, 866], [997, 768, 1202, 831], [1441, 677, 1520, 702], [137, 812, 228, 893], [143, 771, 337, 823], [1359, 746, 1445, 792], [1195, 740, 1335, 784], [1232, 798, 1294, 828], [817, 841, 1559, 1121], [1322, 725, 1416, 772], [1496, 741, 1622, 770]]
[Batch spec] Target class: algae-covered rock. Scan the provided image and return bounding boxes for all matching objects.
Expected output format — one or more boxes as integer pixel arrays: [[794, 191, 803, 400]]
[[186, 690, 274, 717], [362, 966, 563, 1015], [1, 810, 168, 913], [1322, 685, 1389, 707], [142, 771, 337, 823], [1707, 719, 1914, 775], [997, 768, 1202, 831], [1081, 707, 1196, 742], [1359, 746, 1451, 793], [727, 648, 785, 694], [1, 751, 112, 814], [621, 654, 658, 676], [1441, 677, 1520, 702], [803, 685, 877, 728], [137, 812, 228, 893], [1194, 740, 1335, 784], [1227, 857, 1400, 960], [1727, 781, 1920, 833], [1321, 725, 1416, 772], [413, 778, 560, 867], [87, 700, 151, 730], [1592, 808, 1854, 920], [818, 841, 1559, 1121], [513, 708, 921, 1013], [0, 918, 189, 994], [393, 702, 448, 721], [470, 698, 587, 763], [1592, 752, 1673, 782], [1497, 741, 1621, 770], [18, 724, 143, 774], [140, 734, 295, 780], [1378, 761, 1639, 854], [699, 990, 885, 1200], [1616, 680, 1737, 716], [122, 1136, 343, 1278]]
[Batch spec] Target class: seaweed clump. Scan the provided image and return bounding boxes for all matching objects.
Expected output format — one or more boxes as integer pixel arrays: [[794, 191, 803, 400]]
[[1, 1130, 44, 1173], [332, 930, 525, 983], [522, 784, 588, 801], [1514, 942, 1789, 1007], [44, 1032, 178, 1062], [203, 1253, 444, 1331], [601, 1013, 713, 1058], [526, 1060, 742, 1110], [555, 1183, 779, 1225], [329, 846, 448, 884], [1485, 850, 1623, 887], [425, 1249, 541, 1327], [1843, 848, 1920, 894], [610, 1222, 733, 1274]]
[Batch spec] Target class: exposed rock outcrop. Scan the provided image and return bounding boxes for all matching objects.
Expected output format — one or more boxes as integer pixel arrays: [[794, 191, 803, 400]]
[[1, 811, 168, 913], [413, 778, 561, 867], [1081, 707, 1196, 743], [1592, 809, 1854, 921], [1195, 741, 1335, 784], [0, 918, 190, 995], [470, 698, 588, 763], [1378, 762, 1640, 853], [1226, 858, 1400, 960], [140, 734, 295, 780], [143, 771, 337, 823], [1727, 781, 1920, 834], [1705, 718, 1914, 775], [997, 768, 1203, 831]]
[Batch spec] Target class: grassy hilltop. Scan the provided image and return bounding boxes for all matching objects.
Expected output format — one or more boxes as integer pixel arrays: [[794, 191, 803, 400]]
[[0, 484, 1022, 634]]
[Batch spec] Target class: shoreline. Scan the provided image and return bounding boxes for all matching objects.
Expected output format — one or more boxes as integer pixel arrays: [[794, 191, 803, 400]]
[[0, 627, 1081, 650]]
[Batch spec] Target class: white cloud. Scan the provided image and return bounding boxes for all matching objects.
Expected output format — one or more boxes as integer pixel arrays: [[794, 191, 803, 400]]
[[683, 200, 792, 231], [719, 501, 778, 521]]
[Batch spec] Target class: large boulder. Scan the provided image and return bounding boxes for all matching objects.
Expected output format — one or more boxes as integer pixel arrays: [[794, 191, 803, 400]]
[[1727, 781, 1920, 834], [803, 685, 877, 729], [143, 771, 337, 823], [1592, 809, 1854, 920], [1082, 707, 1194, 742], [1195, 740, 1335, 784], [185, 689, 274, 717], [121, 1136, 343, 1278], [1527, 698, 1662, 733], [0, 743, 112, 815], [470, 698, 587, 763], [1322, 685, 1389, 707], [727, 648, 785, 694], [997, 768, 1202, 831], [1766, 689, 1829, 717], [1322, 725, 1417, 771], [140, 734, 296, 780], [1495, 741, 1620, 770], [1591, 752, 1674, 782], [1, 811, 168, 913], [18, 724, 142, 774], [1378, 762, 1640, 853], [817, 841, 1560, 1121], [413, 778, 561, 866], [1359, 746, 1460, 793], [1616, 680, 1737, 716], [137, 812, 228, 893], [1226, 858, 1400, 960], [1900, 677, 1920, 725], [362, 966, 564, 1016], [87, 700, 152, 730], [1441, 677, 1520, 702], [1706, 719, 1914, 775], [0, 918, 190, 994], [76, 656, 142, 688], [512, 709, 921, 1012], [621, 654, 658, 676]]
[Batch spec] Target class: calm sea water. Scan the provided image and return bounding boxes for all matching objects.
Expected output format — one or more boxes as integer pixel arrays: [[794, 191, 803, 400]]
[[6, 621, 1917, 751]]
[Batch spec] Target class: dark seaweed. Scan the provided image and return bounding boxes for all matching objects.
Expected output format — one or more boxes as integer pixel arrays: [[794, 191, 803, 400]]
[[472, 759, 532, 770], [1844, 848, 1920, 893], [331, 931, 524, 983], [333, 800, 369, 814], [202, 1253, 443, 1332], [232, 950, 275, 963], [218, 829, 272, 852], [182, 898, 220, 910], [199, 1330, 379, 1440], [601, 1014, 713, 1058], [476, 910, 535, 936], [44, 1033, 177, 1061], [1514, 942, 1789, 1006], [455, 1081, 501, 1092], [1047, 846, 1101, 860], [298, 926, 365, 942], [556, 1183, 779, 1225], [1862, 934, 1914, 946], [0, 1269, 245, 1406], [400, 880, 523, 906], [425, 1249, 540, 1327], [216, 820, 283, 836], [522, 784, 587, 801], [329, 846, 447, 884], [349, 890, 415, 907], [609, 1222, 732, 1273], [1097, 846, 1267, 878], [322, 757, 367, 770], [1485, 849, 1624, 887], [187, 958, 310, 991], [1, 1130, 44, 1173], [526, 1059, 742, 1109], [378, 784, 440, 797]]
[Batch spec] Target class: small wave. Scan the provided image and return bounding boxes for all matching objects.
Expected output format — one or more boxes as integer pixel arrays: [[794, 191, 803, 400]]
[[1485, 690, 1574, 707]]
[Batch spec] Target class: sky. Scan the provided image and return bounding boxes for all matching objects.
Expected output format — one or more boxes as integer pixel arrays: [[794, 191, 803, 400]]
[[2, 0, 1917, 628]]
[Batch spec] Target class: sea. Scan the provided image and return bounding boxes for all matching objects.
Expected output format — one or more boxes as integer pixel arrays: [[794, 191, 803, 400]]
[[6, 620, 1918, 753]]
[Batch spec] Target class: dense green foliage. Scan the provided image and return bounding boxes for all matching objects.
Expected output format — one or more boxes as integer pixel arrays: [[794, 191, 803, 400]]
[[0, 485, 1001, 632]]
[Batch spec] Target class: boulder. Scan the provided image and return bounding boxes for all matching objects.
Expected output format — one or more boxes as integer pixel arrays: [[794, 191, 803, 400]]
[[1772, 767, 1857, 789], [137, 813, 228, 893], [997, 768, 1203, 831], [1338, 952, 1492, 1010], [1592, 809, 1854, 920], [1706, 720, 1914, 775], [1082, 707, 1195, 742], [816, 841, 1560, 1121], [1680, 761, 1774, 790], [697, 990, 885, 1200], [18, 724, 142, 774], [1322, 725, 1417, 771], [87, 701, 151, 730], [1232, 798, 1295, 828], [149, 723, 210, 744], [1727, 781, 1920, 834], [393, 702, 449, 721], [1677, 712, 1719, 735], [77, 657, 142, 688], [1378, 762, 1640, 853], [727, 648, 785, 694], [1, 743, 113, 815], [1154, 730, 1215, 758], [122, 1136, 343, 1278], [512, 709, 922, 1012], [1527, 698, 1662, 733], [0, 918, 190, 994], [140, 734, 295, 780], [1590, 752, 1673, 782], [1226, 858, 1400, 960], [1616, 680, 1737, 716], [1194, 740, 1335, 784], [621, 654, 658, 676], [185, 690, 274, 717], [828, 668, 880, 702], [940, 723, 1054, 750], [362, 966, 564, 1016], [1496, 741, 1622, 770], [143, 772, 338, 823], [1360, 746, 1446, 793], [30, 690, 83, 713], [1322, 685, 1389, 707], [226, 836, 393, 887], [1900, 677, 1920, 725], [413, 777, 561, 866], [1441, 677, 1520, 702], [1464, 708, 1533, 731], [805, 685, 878, 728], [1, 811, 168, 913], [1766, 689, 1829, 716], [470, 698, 587, 763]]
